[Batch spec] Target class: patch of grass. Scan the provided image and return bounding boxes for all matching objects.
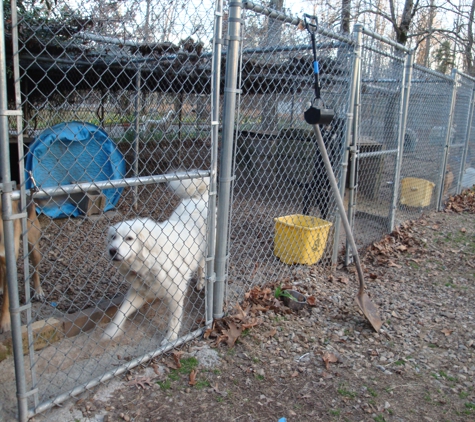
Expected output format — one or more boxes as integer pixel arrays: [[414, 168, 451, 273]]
[[168, 372, 180, 382], [255, 374, 265, 381], [459, 391, 470, 399], [194, 379, 211, 390], [374, 415, 386, 422], [329, 409, 341, 416], [178, 357, 199, 373], [252, 357, 260, 363], [216, 396, 225, 403], [428, 343, 438, 348], [445, 282, 456, 288], [367, 387, 378, 397], [465, 402, 475, 410], [437, 370, 458, 382], [394, 359, 405, 366], [409, 261, 420, 269], [337, 387, 357, 399], [157, 379, 172, 390]]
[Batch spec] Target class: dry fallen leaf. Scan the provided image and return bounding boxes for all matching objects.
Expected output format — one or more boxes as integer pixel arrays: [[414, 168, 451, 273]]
[[338, 277, 349, 285], [172, 351, 184, 368], [441, 328, 453, 336], [266, 328, 277, 338], [126, 376, 154, 389], [322, 352, 338, 370], [222, 321, 243, 347], [189, 369, 198, 386], [306, 295, 317, 306]]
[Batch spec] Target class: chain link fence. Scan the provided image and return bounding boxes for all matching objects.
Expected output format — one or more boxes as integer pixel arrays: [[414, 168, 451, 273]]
[[1, 0, 221, 419], [228, 3, 354, 305], [1, 0, 475, 420]]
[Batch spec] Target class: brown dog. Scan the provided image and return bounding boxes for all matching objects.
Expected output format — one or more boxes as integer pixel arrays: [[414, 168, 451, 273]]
[[443, 165, 455, 197], [0, 198, 43, 332]]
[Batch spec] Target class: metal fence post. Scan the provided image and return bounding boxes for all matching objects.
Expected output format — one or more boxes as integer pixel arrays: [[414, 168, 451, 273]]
[[213, 1, 242, 319], [344, 24, 363, 266], [456, 82, 475, 193], [11, 0, 41, 411], [205, 0, 224, 326], [0, 4, 29, 421], [436, 69, 458, 211], [331, 24, 362, 266], [132, 66, 142, 211], [389, 50, 414, 231]]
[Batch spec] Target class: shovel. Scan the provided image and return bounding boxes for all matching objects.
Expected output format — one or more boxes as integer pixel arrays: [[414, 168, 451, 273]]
[[309, 123, 383, 332]]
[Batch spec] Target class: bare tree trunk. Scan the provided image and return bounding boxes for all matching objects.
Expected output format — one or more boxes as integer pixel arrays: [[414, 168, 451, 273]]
[[465, 0, 475, 75], [341, 0, 351, 35], [424, 0, 436, 67], [261, 0, 284, 133], [388, 0, 414, 45]]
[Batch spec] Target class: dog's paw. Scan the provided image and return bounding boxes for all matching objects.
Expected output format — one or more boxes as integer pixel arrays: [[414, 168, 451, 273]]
[[161, 332, 178, 346], [0, 318, 11, 334], [32, 288, 45, 301], [101, 325, 124, 342], [195, 278, 206, 291]]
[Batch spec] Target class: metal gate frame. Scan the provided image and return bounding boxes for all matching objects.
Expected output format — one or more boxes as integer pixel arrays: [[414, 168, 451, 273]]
[[0, 0, 225, 419]]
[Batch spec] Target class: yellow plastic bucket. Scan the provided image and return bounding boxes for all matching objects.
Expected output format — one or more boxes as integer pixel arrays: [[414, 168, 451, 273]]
[[274, 214, 332, 265], [400, 177, 435, 207]]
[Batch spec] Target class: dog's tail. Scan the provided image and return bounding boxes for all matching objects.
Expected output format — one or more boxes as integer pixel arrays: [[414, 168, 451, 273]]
[[168, 175, 210, 199]]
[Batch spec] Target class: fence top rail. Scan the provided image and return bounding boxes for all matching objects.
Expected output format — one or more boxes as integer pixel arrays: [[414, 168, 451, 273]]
[[413, 63, 454, 82], [457, 70, 475, 84], [356, 24, 411, 54], [242, 0, 355, 46]]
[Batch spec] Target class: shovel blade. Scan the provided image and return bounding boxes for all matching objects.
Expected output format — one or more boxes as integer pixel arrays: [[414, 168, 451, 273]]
[[356, 293, 383, 332]]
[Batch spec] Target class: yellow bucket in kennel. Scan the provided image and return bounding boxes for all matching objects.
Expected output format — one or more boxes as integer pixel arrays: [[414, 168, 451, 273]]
[[274, 214, 332, 265], [400, 177, 435, 208]]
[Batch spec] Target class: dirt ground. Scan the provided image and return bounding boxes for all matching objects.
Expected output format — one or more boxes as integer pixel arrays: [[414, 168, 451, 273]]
[[0, 189, 472, 422]]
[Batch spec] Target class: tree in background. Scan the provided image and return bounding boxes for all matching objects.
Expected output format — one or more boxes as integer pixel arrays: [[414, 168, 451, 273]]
[[434, 40, 455, 74]]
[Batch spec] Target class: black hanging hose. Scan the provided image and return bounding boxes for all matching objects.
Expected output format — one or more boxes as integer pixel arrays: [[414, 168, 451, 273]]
[[304, 14, 321, 101], [303, 14, 335, 126]]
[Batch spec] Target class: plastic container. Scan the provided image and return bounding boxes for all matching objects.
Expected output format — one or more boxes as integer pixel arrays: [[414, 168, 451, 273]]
[[400, 177, 435, 208], [274, 214, 332, 265]]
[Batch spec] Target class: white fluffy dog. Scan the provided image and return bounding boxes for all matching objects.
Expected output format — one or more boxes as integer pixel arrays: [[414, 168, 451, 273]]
[[102, 176, 209, 344]]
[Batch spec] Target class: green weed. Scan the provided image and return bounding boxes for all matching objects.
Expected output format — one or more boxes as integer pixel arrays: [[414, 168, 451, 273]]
[[367, 387, 378, 397], [337, 387, 357, 399]]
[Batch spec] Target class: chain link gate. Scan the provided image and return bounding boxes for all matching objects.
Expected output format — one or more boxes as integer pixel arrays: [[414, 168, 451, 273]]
[[225, 1, 356, 308], [442, 72, 475, 206], [1, 0, 223, 418]]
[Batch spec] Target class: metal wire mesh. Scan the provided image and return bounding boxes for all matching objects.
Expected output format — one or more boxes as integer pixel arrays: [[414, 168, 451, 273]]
[[227, 7, 354, 307], [347, 34, 405, 250], [3, 0, 218, 417], [2, 1, 475, 420], [445, 74, 475, 201], [396, 65, 454, 219]]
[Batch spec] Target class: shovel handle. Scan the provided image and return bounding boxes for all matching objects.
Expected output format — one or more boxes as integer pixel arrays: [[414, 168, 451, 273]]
[[310, 124, 365, 296]]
